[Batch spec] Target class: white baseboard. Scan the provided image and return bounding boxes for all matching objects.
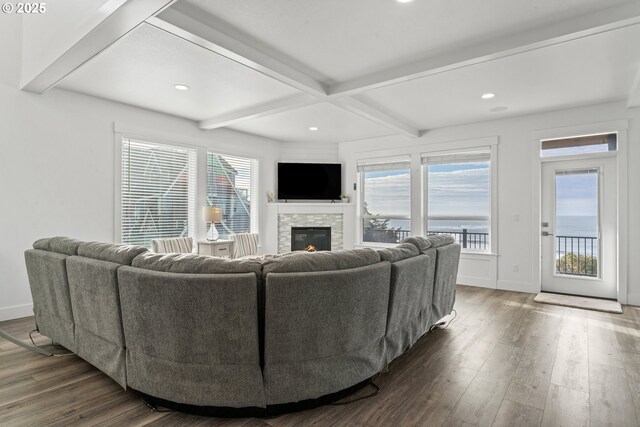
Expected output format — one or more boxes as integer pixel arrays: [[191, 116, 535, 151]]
[[457, 275, 496, 289], [0, 303, 33, 322], [627, 293, 640, 307], [497, 280, 538, 294]]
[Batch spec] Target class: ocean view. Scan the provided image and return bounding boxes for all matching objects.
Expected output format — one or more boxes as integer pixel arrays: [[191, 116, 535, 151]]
[[385, 216, 599, 258], [388, 215, 597, 237]]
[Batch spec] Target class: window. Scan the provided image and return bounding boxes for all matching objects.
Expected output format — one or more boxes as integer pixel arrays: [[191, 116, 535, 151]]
[[207, 152, 257, 239], [121, 138, 196, 248], [540, 133, 617, 157], [358, 160, 411, 244], [424, 151, 491, 252]]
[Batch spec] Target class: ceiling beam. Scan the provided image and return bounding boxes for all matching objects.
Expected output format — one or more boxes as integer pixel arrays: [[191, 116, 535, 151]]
[[199, 95, 319, 130], [147, 8, 327, 97], [331, 97, 421, 138], [153, 7, 421, 137], [329, 2, 640, 97], [21, 0, 176, 93]]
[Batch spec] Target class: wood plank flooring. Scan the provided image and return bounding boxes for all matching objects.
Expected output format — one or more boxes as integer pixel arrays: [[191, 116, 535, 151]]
[[1, 285, 639, 426]]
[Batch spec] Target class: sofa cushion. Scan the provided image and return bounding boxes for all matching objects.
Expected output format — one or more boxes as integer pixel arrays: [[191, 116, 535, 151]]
[[78, 242, 147, 265], [262, 248, 380, 275], [33, 236, 84, 256], [377, 243, 420, 262], [132, 252, 262, 277], [427, 234, 456, 248], [400, 236, 432, 253]]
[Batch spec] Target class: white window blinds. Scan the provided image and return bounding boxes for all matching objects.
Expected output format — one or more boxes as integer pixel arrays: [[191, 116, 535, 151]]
[[357, 161, 411, 172], [207, 153, 256, 238], [121, 138, 196, 248], [422, 152, 490, 165]]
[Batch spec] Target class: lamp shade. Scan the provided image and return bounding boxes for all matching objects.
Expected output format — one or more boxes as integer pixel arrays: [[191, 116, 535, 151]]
[[203, 206, 222, 222]]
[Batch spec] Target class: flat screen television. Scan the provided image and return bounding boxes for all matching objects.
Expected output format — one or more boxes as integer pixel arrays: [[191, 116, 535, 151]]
[[278, 163, 341, 201]]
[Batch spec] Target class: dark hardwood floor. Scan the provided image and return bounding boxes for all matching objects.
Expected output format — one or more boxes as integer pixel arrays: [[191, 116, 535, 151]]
[[1, 285, 639, 426]]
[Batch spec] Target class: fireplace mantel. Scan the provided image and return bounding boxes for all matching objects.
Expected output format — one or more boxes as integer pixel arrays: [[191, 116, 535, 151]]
[[273, 202, 354, 215]]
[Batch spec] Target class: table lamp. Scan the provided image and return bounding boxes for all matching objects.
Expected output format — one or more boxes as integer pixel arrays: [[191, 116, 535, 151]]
[[204, 206, 222, 241]]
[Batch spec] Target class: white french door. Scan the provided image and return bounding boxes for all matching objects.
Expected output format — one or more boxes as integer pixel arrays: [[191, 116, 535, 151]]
[[540, 157, 617, 299]]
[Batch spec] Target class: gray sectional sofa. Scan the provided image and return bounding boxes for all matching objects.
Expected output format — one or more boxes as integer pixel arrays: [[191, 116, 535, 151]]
[[24, 235, 460, 413]]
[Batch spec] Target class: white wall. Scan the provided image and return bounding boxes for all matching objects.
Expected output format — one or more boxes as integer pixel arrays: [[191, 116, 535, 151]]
[[0, 15, 283, 320], [339, 102, 640, 304], [278, 142, 339, 163]]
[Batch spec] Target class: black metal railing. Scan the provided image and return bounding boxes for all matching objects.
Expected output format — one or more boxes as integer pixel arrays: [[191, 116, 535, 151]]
[[362, 227, 490, 249], [428, 229, 489, 250], [556, 235, 598, 277]]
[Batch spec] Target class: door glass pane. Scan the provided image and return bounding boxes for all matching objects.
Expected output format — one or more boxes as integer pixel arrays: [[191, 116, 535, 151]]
[[555, 169, 599, 277]]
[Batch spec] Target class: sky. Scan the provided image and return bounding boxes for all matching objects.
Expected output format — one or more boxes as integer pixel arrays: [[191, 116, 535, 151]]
[[555, 172, 598, 217], [363, 162, 490, 217]]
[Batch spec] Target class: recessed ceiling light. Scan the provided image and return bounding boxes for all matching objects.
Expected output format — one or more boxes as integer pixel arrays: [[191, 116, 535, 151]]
[[309, 127, 319, 131], [397, 0, 414, 3], [490, 106, 508, 112], [481, 93, 495, 99], [174, 84, 189, 91]]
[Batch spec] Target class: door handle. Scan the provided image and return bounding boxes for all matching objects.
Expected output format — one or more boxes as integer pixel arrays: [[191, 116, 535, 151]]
[[541, 231, 554, 236]]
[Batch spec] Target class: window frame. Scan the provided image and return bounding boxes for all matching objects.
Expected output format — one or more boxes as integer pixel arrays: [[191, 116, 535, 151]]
[[206, 151, 259, 239], [422, 144, 498, 254], [357, 157, 412, 246], [116, 136, 198, 248]]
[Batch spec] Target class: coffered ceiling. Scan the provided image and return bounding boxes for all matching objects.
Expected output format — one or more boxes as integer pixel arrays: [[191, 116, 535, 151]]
[[27, 0, 640, 144]]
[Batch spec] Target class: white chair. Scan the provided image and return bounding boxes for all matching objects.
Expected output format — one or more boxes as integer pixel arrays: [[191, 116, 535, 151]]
[[230, 233, 259, 258], [151, 237, 193, 254]]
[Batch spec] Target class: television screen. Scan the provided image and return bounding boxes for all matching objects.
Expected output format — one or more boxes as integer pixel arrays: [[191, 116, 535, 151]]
[[278, 163, 341, 200]]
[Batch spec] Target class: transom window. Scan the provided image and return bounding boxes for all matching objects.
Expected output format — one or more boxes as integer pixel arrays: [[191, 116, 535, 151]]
[[540, 133, 617, 158]]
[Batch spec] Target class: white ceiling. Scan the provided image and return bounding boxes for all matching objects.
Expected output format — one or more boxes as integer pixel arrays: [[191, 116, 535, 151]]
[[53, 0, 640, 144], [359, 24, 640, 129], [58, 23, 300, 121], [181, 0, 631, 84], [229, 102, 395, 143]]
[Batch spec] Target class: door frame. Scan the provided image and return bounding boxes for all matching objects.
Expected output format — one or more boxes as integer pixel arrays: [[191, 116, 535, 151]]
[[541, 158, 616, 298], [531, 119, 628, 303]]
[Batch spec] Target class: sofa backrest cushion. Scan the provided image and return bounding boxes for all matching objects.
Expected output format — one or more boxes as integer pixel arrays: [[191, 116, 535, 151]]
[[78, 242, 148, 265], [262, 248, 381, 275], [400, 236, 432, 253], [118, 266, 266, 408], [33, 236, 84, 256], [24, 249, 76, 351], [427, 234, 456, 248], [132, 252, 262, 277], [377, 243, 420, 263]]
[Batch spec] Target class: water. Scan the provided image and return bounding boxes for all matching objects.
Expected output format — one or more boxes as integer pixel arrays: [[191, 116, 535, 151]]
[[556, 215, 597, 237], [425, 219, 488, 234]]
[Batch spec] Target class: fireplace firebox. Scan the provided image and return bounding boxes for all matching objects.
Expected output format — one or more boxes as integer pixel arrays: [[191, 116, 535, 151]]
[[291, 227, 331, 251]]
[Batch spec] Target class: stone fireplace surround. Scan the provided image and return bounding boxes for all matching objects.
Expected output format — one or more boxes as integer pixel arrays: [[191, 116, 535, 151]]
[[279, 214, 342, 253], [265, 203, 356, 254]]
